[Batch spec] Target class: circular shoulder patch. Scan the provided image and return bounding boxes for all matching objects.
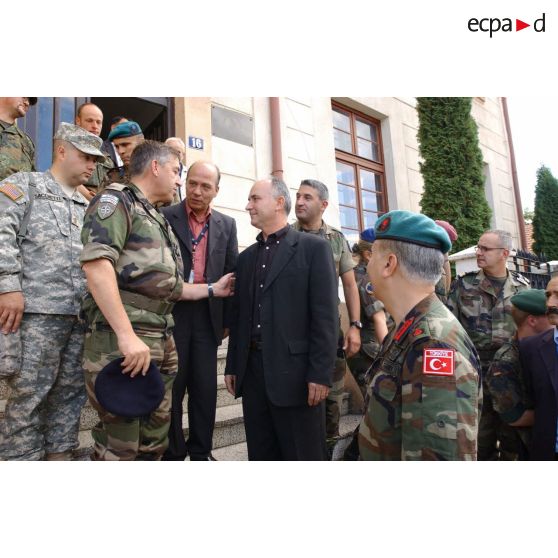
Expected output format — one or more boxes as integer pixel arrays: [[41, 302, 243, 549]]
[[365, 282, 374, 295]]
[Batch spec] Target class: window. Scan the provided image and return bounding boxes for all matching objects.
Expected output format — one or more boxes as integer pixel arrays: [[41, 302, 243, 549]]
[[333, 102, 387, 244]]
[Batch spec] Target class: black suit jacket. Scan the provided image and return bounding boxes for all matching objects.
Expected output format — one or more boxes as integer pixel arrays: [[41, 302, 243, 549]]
[[225, 226, 338, 407], [520, 329, 558, 460], [162, 202, 238, 344]]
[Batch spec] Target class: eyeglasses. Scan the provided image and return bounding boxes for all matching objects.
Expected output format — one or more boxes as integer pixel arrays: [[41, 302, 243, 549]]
[[475, 245, 506, 253]]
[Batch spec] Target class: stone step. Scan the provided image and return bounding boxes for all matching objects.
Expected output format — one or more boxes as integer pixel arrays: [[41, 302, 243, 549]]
[[211, 412, 363, 461], [76, 401, 246, 458]]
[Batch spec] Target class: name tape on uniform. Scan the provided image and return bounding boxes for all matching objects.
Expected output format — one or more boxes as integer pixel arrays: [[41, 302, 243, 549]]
[[423, 349, 454, 376]]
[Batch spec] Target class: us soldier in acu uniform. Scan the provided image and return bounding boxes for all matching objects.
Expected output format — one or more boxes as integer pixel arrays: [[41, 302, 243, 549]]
[[485, 289, 552, 459], [0, 123, 105, 460], [348, 229, 389, 397], [447, 229, 529, 460], [358, 211, 481, 460], [80, 141, 234, 461], [294, 179, 361, 448], [0, 97, 37, 181]]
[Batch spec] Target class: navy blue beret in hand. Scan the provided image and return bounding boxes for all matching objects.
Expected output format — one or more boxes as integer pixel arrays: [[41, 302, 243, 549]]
[[94, 357, 165, 418]]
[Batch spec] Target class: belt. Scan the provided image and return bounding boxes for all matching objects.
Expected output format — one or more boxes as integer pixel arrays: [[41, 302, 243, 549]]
[[249, 339, 263, 351], [119, 290, 174, 315]]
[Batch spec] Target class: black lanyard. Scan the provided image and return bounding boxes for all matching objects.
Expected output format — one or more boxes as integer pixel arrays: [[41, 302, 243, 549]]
[[190, 221, 209, 254]]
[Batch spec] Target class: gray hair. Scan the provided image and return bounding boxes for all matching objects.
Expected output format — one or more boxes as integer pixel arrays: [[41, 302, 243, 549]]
[[483, 229, 513, 251], [378, 239, 444, 285], [164, 137, 186, 149], [129, 140, 179, 177], [300, 178, 329, 201], [270, 176, 292, 215]]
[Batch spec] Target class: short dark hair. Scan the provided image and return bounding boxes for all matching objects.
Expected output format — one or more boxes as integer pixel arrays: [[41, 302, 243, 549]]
[[76, 102, 102, 118], [186, 161, 221, 186], [111, 115, 127, 126], [300, 178, 329, 201], [129, 140, 179, 177]]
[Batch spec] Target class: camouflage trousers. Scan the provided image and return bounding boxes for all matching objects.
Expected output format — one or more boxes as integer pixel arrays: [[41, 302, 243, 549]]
[[478, 384, 523, 461], [0, 313, 86, 461], [347, 331, 379, 400], [326, 329, 346, 440], [83, 328, 177, 461]]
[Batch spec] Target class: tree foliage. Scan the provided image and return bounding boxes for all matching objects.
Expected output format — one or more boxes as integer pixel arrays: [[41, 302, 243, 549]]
[[532, 165, 558, 259], [417, 97, 491, 252]]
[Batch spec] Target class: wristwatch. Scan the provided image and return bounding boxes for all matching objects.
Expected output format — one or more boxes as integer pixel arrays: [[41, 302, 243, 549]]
[[208, 283, 214, 298], [349, 320, 363, 329]]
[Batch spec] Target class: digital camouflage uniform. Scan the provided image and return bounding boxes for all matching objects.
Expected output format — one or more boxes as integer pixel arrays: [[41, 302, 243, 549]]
[[0, 120, 35, 181], [359, 293, 482, 460], [446, 268, 530, 459], [485, 337, 532, 459], [80, 181, 184, 460], [293, 220, 355, 439], [0, 171, 88, 460], [347, 263, 386, 398]]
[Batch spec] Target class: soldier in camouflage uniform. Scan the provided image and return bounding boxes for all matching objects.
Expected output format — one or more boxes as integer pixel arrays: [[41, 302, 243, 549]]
[[433, 220, 458, 305], [97, 120, 144, 193], [358, 211, 481, 460], [80, 140, 233, 460], [485, 289, 552, 459], [447, 229, 530, 459], [0, 123, 105, 460], [347, 233, 389, 398], [74, 102, 115, 201], [294, 179, 361, 445], [0, 97, 37, 181]]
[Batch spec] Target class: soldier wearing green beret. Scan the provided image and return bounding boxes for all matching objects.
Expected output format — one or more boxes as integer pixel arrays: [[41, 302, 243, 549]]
[[80, 140, 234, 460], [0, 97, 37, 181], [294, 179, 362, 449], [358, 210, 482, 460], [485, 289, 552, 459], [98, 120, 144, 193], [447, 229, 530, 460]]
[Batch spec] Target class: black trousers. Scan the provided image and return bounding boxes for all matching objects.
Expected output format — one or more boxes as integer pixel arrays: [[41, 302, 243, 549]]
[[241, 350, 327, 461], [164, 299, 218, 460]]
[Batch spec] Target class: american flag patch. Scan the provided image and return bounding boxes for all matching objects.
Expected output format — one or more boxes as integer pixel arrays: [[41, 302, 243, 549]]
[[0, 182, 24, 201]]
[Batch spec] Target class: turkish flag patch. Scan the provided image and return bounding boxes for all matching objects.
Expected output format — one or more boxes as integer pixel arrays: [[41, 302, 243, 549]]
[[423, 349, 454, 376]]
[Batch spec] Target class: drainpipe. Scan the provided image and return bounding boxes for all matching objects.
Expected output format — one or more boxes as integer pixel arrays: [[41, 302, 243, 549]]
[[501, 97, 527, 250], [269, 98, 283, 179]]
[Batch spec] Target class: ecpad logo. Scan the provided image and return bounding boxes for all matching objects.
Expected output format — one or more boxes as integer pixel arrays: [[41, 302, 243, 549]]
[[468, 13, 546, 37]]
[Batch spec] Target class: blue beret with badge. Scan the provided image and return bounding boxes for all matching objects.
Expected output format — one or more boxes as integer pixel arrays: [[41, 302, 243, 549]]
[[107, 121, 143, 141], [94, 357, 165, 418], [511, 289, 547, 316], [374, 210, 451, 253]]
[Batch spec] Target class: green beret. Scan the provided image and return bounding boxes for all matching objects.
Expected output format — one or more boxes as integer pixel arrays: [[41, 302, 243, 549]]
[[108, 121, 143, 141], [511, 289, 547, 316], [374, 210, 451, 253]]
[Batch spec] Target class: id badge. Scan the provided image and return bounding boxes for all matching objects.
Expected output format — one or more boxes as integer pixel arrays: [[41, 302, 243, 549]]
[[188, 269, 195, 284]]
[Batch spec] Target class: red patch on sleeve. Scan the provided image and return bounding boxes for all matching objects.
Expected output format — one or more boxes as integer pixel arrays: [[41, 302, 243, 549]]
[[413, 328, 423, 337], [423, 349, 454, 376]]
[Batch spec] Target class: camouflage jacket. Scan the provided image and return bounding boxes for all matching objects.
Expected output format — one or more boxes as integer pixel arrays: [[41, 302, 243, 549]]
[[80, 182, 184, 330], [97, 165, 129, 194], [293, 220, 354, 280], [0, 171, 87, 315], [446, 269, 530, 367], [84, 151, 115, 189], [0, 120, 36, 181], [358, 293, 482, 460], [485, 336, 533, 423]]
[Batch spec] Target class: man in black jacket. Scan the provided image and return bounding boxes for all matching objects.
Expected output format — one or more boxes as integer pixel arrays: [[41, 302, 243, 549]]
[[162, 161, 238, 461], [224, 176, 338, 460]]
